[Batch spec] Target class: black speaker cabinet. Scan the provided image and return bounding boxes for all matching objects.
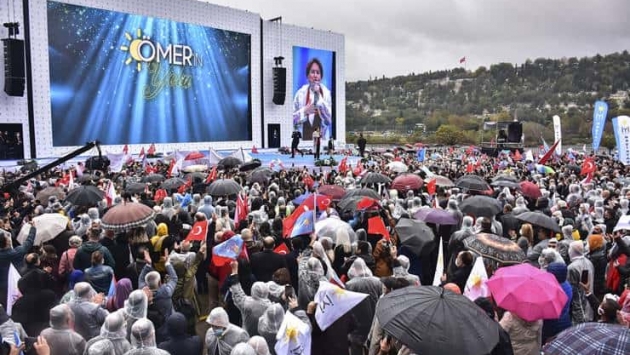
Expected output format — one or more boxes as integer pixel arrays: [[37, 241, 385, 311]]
[[272, 67, 286, 105], [508, 122, 523, 143], [3, 39, 25, 97]]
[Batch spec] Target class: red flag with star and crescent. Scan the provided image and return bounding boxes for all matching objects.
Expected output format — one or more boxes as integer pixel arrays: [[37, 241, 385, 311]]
[[186, 220, 208, 242], [581, 157, 596, 176]]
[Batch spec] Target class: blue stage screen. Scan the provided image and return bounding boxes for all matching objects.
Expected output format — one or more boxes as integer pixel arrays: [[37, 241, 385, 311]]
[[47, 1, 252, 146], [292, 46, 335, 142]]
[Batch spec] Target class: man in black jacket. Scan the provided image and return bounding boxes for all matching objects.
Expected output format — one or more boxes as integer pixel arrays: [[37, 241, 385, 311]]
[[249, 237, 288, 283], [73, 226, 115, 271], [291, 129, 304, 158]]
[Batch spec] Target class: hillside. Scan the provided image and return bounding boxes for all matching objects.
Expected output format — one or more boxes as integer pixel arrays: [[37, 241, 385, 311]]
[[345, 51, 630, 146]]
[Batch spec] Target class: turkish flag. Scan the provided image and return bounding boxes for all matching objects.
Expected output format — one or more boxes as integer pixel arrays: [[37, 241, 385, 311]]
[[581, 157, 596, 175], [154, 189, 167, 203], [273, 243, 290, 255], [338, 156, 348, 174], [466, 163, 474, 173], [368, 216, 390, 242], [122, 144, 129, 155], [178, 177, 192, 194], [138, 147, 146, 160], [353, 162, 363, 176], [459, 57, 466, 63], [186, 221, 208, 241], [147, 143, 156, 155], [427, 178, 437, 195], [206, 166, 218, 184]]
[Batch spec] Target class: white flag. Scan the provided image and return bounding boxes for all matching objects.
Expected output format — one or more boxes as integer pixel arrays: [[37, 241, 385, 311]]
[[275, 311, 311, 355], [107, 153, 126, 173], [6, 263, 21, 316], [463, 257, 489, 301], [432, 237, 444, 286], [525, 150, 534, 162], [314, 281, 367, 331], [553, 115, 562, 155]]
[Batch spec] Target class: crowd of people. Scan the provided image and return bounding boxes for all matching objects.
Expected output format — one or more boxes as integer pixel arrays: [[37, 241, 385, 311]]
[[0, 145, 629, 355]]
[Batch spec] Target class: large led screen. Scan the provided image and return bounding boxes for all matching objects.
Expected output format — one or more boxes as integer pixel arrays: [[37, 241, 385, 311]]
[[47, 1, 252, 146], [292, 46, 335, 141]]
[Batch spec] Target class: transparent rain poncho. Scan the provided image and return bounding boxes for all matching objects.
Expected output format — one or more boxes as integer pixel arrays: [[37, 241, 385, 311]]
[[86, 339, 115, 355], [84, 310, 132, 355], [130, 319, 157, 349], [257, 304, 284, 350], [205, 308, 250, 355], [124, 290, 148, 320], [230, 343, 256, 355], [247, 336, 270, 355], [74, 282, 97, 302], [347, 257, 373, 279], [230, 281, 272, 336]]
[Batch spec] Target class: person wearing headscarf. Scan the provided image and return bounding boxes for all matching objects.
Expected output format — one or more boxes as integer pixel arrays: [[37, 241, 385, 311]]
[[73, 214, 92, 239], [567, 241, 595, 322], [538, 246, 564, 270], [123, 290, 148, 341], [542, 262, 572, 343], [205, 307, 249, 355], [447, 216, 474, 275], [84, 311, 132, 355], [345, 258, 382, 355], [123, 318, 169, 355], [149, 223, 170, 273], [157, 312, 202, 355], [106, 278, 133, 312], [68, 282, 109, 341], [40, 304, 86, 355], [228, 261, 273, 336], [392, 255, 420, 286], [247, 336, 270, 355], [512, 197, 529, 215]]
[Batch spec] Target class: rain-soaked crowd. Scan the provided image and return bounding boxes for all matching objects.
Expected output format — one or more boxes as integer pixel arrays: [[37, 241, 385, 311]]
[[0, 146, 629, 355]]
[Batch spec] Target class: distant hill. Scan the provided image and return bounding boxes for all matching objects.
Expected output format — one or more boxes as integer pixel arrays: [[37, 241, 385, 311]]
[[345, 51, 630, 146]]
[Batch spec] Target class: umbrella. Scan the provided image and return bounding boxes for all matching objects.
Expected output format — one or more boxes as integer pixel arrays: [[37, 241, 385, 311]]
[[386, 161, 408, 173], [463, 233, 526, 265], [342, 188, 381, 200], [143, 173, 165, 183], [459, 196, 503, 217], [455, 175, 491, 192], [65, 185, 104, 206], [383, 152, 395, 159], [391, 173, 423, 191], [338, 196, 379, 213], [185, 172, 208, 182], [394, 218, 436, 256], [536, 164, 555, 175], [360, 172, 391, 185], [318, 185, 346, 200], [77, 174, 100, 183], [413, 208, 459, 225], [36, 186, 66, 202], [519, 181, 542, 199], [182, 164, 208, 173], [315, 217, 357, 245], [124, 182, 147, 195], [218, 156, 242, 169], [239, 160, 262, 172], [101, 202, 156, 231], [565, 165, 581, 174], [161, 177, 187, 190], [515, 211, 561, 233], [432, 175, 454, 187], [376, 286, 500, 355], [206, 179, 242, 196], [487, 263, 568, 322], [542, 323, 630, 355], [248, 167, 274, 184], [492, 174, 518, 183], [491, 180, 521, 189], [184, 151, 205, 161], [17, 213, 69, 246]]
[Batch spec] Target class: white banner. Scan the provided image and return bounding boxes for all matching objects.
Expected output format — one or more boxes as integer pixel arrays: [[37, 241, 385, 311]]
[[275, 311, 311, 355], [7, 263, 21, 316], [463, 257, 489, 301], [553, 115, 562, 155], [614, 116, 630, 165], [432, 237, 444, 286], [314, 281, 367, 331]]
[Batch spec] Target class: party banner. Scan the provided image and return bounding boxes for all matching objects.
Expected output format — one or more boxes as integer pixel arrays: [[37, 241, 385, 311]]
[[612, 116, 630, 165], [592, 101, 609, 152], [552, 115, 562, 155]]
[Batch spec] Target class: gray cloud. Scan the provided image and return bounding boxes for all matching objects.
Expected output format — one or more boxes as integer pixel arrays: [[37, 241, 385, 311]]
[[204, 0, 630, 80]]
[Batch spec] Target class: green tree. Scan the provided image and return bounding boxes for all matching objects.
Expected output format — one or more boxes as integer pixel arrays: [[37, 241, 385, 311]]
[[434, 125, 465, 145], [601, 134, 617, 153]]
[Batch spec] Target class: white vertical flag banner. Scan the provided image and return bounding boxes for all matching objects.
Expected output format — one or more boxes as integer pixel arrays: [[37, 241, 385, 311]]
[[613, 116, 630, 165], [553, 115, 562, 155], [275, 311, 312, 355], [314, 281, 367, 331], [463, 257, 489, 301], [432, 237, 444, 286], [6, 263, 21, 316]]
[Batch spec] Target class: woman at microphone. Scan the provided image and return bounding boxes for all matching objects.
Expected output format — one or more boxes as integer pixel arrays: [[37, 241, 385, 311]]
[[292, 58, 333, 141]]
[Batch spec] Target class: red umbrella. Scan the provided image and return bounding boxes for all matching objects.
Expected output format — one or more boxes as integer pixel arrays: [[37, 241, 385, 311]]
[[318, 185, 346, 200], [101, 202, 156, 232], [392, 173, 423, 191], [519, 181, 542, 199], [185, 151, 205, 161]]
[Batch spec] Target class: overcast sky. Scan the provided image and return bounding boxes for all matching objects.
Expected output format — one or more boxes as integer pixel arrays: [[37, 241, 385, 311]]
[[204, 0, 630, 81]]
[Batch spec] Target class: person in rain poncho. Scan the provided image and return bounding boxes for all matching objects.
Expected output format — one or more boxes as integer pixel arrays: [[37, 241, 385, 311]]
[[123, 290, 148, 342], [297, 257, 328, 310], [393, 255, 420, 286], [85, 339, 116, 355], [68, 282, 109, 341], [84, 311, 132, 355], [123, 318, 169, 355], [40, 304, 86, 355], [230, 343, 256, 355], [345, 258, 383, 355], [258, 299, 310, 354], [247, 336, 270, 355], [157, 312, 202, 355], [228, 261, 273, 336], [205, 307, 250, 355]]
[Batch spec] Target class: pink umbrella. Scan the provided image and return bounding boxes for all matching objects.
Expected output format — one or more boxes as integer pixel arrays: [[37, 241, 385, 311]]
[[486, 263, 568, 322]]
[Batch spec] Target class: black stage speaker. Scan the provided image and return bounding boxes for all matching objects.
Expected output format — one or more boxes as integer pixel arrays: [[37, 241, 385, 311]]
[[3, 39, 25, 97], [508, 122, 523, 143], [272, 67, 286, 105]]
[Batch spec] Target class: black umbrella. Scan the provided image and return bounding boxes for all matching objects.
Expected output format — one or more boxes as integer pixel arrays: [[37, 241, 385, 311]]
[[185, 172, 207, 183], [65, 185, 104, 206], [394, 218, 435, 256], [143, 173, 165, 183], [77, 174, 100, 183], [460, 196, 502, 217], [490, 180, 521, 189], [161, 177, 187, 190], [218, 156, 242, 169], [337, 196, 364, 213], [515, 211, 561, 233], [455, 175, 491, 192], [492, 174, 519, 183], [463, 233, 526, 264], [342, 188, 381, 200], [239, 160, 262, 172], [566, 165, 581, 174], [207, 179, 242, 196], [360, 172, 391, 185], [248, 167, 274, 184], [125, 182, 147, 195], [376, 286, 500, 355]]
